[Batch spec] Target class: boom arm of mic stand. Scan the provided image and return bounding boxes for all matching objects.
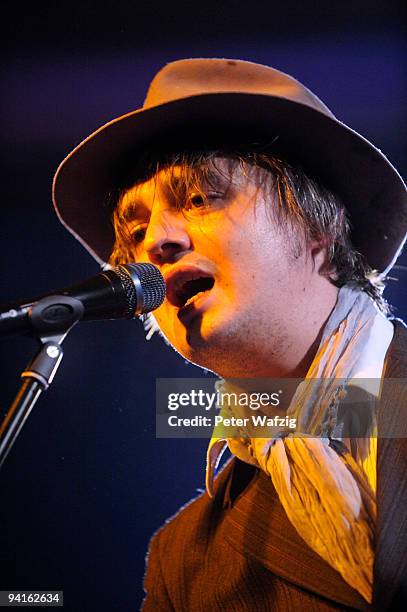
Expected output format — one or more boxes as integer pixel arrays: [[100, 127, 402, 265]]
[[0, 296, 84, 469]]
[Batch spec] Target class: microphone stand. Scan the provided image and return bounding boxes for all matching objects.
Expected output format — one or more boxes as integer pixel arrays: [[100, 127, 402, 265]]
[[0, 295, 84, 469]]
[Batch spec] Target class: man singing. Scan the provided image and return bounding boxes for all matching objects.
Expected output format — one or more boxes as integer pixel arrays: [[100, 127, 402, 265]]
[[52, 59, 407, 610]]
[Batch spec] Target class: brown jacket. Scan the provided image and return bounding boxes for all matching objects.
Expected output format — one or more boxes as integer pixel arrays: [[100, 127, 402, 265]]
[[142, 321, 407, 611]]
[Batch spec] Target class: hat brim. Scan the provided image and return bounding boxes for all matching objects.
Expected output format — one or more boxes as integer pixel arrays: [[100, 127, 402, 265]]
[[52, 92, 407, 272]]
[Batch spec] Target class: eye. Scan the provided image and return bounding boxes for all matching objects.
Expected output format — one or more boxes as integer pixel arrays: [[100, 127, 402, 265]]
[[187, 192, 206, 209], [131, 225, 147, 244], [184, 191, 222, 211]]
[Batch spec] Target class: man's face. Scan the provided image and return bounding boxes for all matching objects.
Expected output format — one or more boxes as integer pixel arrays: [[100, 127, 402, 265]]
[[117, 158, 317, 376]]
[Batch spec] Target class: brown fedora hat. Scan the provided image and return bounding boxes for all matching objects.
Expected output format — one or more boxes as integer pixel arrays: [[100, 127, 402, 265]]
[[52, 58, 407, 273]]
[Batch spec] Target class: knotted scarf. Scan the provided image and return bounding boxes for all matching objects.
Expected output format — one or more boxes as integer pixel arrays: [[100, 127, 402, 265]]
[[206, 285, 394, 602]]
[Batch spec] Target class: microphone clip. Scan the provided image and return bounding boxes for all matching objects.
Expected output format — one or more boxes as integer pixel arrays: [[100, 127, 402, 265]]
[[29, 295, 84, 337]]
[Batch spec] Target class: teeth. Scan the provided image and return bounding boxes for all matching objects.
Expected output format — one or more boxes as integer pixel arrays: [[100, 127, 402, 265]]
[[184, 290, 205, 307], [174, 277, 188, 292], [175, 273, 201, 292]]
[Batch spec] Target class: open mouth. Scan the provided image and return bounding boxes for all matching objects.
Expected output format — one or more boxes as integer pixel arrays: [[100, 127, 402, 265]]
[[165, 269, 215, 308], [177, 277, 215, 308]]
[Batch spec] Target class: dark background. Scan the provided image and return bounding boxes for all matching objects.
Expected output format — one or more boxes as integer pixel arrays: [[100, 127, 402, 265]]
[[1, 1, 406, 610]]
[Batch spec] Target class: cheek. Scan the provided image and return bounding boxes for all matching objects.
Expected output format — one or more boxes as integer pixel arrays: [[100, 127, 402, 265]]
[[195, 219, 255, 263]]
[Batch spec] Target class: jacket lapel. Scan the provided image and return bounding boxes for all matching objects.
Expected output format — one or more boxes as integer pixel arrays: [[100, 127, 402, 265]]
[[222, 459, 370, 610], [373, 320, 407, 609]]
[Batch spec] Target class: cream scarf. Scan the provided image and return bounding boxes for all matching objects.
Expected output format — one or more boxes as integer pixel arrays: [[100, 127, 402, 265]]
[[206, 286, 393, 603]]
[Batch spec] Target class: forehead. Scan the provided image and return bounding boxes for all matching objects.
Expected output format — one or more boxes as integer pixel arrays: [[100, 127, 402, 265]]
[[120, 165, 189, 207]]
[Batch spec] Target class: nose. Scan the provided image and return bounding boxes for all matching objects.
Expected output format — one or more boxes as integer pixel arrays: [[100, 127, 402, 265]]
[[143, 207, 191, 265]]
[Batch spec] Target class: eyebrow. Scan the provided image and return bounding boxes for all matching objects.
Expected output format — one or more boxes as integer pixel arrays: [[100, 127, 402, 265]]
[[118, 177, 181, 223], [119, 199, 151, 223]]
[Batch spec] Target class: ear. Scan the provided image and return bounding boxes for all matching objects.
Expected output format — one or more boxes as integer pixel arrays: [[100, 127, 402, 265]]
[[309, 238, 331, 274]]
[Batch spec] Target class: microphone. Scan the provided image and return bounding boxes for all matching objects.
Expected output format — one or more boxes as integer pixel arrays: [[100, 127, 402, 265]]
[[0, 263, 166, 337]]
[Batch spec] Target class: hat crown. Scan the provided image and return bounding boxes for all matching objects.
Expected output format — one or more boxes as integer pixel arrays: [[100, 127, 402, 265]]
[[144, 58, 335, 119]]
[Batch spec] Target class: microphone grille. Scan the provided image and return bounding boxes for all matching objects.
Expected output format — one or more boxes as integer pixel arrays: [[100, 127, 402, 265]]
[[116, 263, 166, 315]]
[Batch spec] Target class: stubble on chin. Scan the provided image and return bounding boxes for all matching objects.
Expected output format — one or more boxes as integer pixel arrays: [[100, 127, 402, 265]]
[[176, 311, 289, 378]]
